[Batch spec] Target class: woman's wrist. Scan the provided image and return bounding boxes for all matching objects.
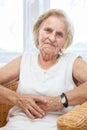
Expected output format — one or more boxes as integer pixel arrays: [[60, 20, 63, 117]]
[[54, 96, 64, 111], [0, 85, 19, 105], [8, 91, 20, 105]]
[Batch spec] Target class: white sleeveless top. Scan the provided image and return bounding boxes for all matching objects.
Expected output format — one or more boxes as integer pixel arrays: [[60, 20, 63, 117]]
[[5, 52, 79, 130]]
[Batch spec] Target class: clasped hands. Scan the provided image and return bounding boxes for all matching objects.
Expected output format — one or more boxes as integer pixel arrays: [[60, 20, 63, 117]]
[[16, 94, 63, 119]]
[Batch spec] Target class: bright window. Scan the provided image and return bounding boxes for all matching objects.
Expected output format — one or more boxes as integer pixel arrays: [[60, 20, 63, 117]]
[[0, 0, 23, 66], [0, 0, 23, 52]]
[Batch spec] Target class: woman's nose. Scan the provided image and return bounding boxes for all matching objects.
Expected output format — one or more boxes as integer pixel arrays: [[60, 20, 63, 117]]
[[49, 34, 56, 42]]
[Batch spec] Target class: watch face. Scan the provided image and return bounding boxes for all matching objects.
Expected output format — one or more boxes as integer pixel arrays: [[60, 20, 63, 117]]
[[60, 93, 68, 108], [61, 96, 66, 103]]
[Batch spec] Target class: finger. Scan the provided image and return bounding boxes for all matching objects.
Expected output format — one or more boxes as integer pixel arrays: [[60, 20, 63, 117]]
[[28, 105, 44, 118], [25, 109, 36, 119], [30, 101, 45, 116]]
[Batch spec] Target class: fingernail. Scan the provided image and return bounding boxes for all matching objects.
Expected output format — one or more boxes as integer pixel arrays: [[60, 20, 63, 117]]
[[39, 114, 43, 117], [42, 112, 45, 115]]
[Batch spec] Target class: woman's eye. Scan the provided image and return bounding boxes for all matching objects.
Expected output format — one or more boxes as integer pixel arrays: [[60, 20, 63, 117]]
[[45, 28, 52, 33], [56, 32, 63, 37]]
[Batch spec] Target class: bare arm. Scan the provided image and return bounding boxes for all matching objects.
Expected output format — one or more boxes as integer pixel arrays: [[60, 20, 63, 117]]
[[0, 56, 21, 85], [0, 57, 46, 119], [0, 56, 21, 104], [66, 57, 87, 106]]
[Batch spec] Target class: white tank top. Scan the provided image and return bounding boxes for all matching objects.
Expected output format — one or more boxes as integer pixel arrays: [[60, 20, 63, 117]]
[[7, 52, 79, 130]]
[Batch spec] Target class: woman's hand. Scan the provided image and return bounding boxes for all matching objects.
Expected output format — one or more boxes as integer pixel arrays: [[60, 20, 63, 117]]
[[37, 96, 63, 112], [17, 94, 47, 119]]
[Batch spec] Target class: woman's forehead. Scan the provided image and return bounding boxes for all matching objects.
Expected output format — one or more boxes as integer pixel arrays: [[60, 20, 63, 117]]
[[40, 16, 67, 31]]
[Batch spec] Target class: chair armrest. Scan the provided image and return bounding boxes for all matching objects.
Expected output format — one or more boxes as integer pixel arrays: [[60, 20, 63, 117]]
[[0, 81, 18, 127], [57, 102, 87, 130]]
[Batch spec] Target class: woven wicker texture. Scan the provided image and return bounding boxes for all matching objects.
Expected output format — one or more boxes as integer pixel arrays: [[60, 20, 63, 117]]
[[0, 81, 18, 127], [57, 102, 87, 130]]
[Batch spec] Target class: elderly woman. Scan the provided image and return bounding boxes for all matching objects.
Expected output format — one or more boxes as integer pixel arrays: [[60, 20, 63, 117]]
[[0, 9, 87, 130]]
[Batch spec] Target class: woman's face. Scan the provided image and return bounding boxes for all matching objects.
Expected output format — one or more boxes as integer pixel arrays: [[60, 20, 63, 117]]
[[38, 16, 68, 60]]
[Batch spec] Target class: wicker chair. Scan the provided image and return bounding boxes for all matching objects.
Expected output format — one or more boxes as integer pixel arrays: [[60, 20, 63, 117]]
[[57, 102, 87, 130]]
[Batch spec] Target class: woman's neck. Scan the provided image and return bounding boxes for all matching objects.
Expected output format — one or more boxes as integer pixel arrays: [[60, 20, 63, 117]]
[[38, 54, 59, 69]]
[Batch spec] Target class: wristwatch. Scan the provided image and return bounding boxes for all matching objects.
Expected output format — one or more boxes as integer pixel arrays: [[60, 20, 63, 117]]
[[60, 93, 68, 108]]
